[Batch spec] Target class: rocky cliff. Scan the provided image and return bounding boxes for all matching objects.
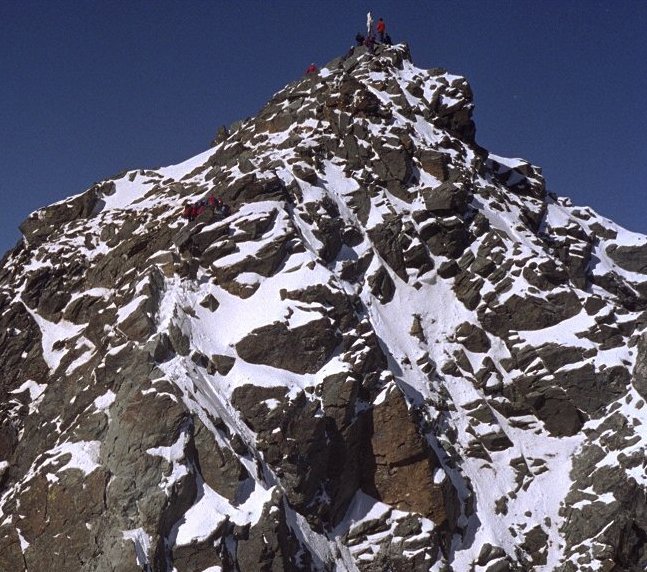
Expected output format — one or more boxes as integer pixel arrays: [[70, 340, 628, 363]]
[[1, 44, 647, 572]]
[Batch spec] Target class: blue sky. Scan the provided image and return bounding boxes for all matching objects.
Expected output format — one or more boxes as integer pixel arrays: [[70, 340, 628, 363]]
[[1, 1, 646, 255]]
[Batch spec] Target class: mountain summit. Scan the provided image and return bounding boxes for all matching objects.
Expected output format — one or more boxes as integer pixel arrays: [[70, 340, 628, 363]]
[[1, 43, 647, 571]]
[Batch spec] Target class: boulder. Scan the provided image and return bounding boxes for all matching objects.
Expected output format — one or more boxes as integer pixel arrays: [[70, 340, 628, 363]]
[[367, 217, 408, 281], [235, 318, 340, 374], [422, 182, 470, 215], [368, 266, 396, 303], [480, 291, 582, 337], [453, 271, 483, 311], [292, 163, 318, 183], [455, 322, 491, 352], [417, 149, 448, 181], [606, 243, 647, 274], [421, 218, 472, 258], [224, 174, 288, 205], [208, 354, 236, 375], [363, 387, 459, 527]]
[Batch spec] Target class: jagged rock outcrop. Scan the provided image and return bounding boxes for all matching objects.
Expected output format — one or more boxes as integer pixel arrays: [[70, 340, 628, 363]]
[[2, 43, 647, 571]]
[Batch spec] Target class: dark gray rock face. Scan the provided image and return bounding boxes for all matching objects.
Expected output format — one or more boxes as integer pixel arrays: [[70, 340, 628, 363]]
[[422, 182, 470, 215], [606, 243, 647, 273], [1, 42, 647, 572], [235, 318, 341, 374], [633, 333, 647, 400], [422, 218, 473, 259], [236, 495, 305, 572], [19, 182, 110, 246], [480, 291, 582, 337]]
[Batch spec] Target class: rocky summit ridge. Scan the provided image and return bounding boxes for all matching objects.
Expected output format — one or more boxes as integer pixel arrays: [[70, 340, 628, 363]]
[[1, 43, 647, 572]]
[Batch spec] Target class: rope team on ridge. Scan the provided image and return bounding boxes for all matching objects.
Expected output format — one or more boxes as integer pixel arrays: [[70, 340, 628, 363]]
[[181, 196, 230, 223]]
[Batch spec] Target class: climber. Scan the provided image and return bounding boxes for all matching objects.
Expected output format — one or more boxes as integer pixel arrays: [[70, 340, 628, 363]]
[[355, 32, 365, 46], [363, 34, 376, 51], [213, 197, 231, 219], [186, 200, 205, 221], [184, 203, 196, 222], [305, 63, 317, 75], [197, 200, 207, 218], [383, 33, 392, 46], [376, 17, 386, 43], [181, 200, 192, 220]]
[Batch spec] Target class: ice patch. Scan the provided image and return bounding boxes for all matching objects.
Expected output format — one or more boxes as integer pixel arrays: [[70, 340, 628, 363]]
[[17, 529, 29, 551], [122, 528, 151, 568], [94, 390, 116, 411], [22, 305, 85, 371], [39, 440, 101, 481], [10, 379, 47, 414], [174, 481, 273, 546], [146, 425, 190, 495]]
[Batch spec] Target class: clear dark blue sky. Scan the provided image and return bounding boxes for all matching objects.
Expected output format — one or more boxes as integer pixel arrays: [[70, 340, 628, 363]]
[[2, 1, 646, 255]]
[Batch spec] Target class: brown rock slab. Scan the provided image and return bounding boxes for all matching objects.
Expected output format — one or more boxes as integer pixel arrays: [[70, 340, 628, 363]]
[[363, 387, 457, 526]]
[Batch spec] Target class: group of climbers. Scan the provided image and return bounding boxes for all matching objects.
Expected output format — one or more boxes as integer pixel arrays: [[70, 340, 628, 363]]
[[181, 195, 230, 223], [355, 14, 391, 49], [306, 13, 392, 75]]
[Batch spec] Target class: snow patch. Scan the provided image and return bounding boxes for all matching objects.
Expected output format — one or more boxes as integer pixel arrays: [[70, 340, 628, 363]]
[[94, 390, 116, 411], [122, 528, 151, 568], [146, 425, 190, 495], [10, 379, 47, 414], [174, 480, 274, 546], [39, 440, 102, 481], [22, 305, 85, 371]]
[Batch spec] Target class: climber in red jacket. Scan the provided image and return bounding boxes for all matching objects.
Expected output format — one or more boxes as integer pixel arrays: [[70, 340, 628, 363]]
[[376, 18, 386, 43], [181, 201, 192, 220], [305, 63, 318, 75]]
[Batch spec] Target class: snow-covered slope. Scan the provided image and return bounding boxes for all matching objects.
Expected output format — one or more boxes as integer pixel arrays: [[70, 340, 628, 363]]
[[1, 44, 647, 571]]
